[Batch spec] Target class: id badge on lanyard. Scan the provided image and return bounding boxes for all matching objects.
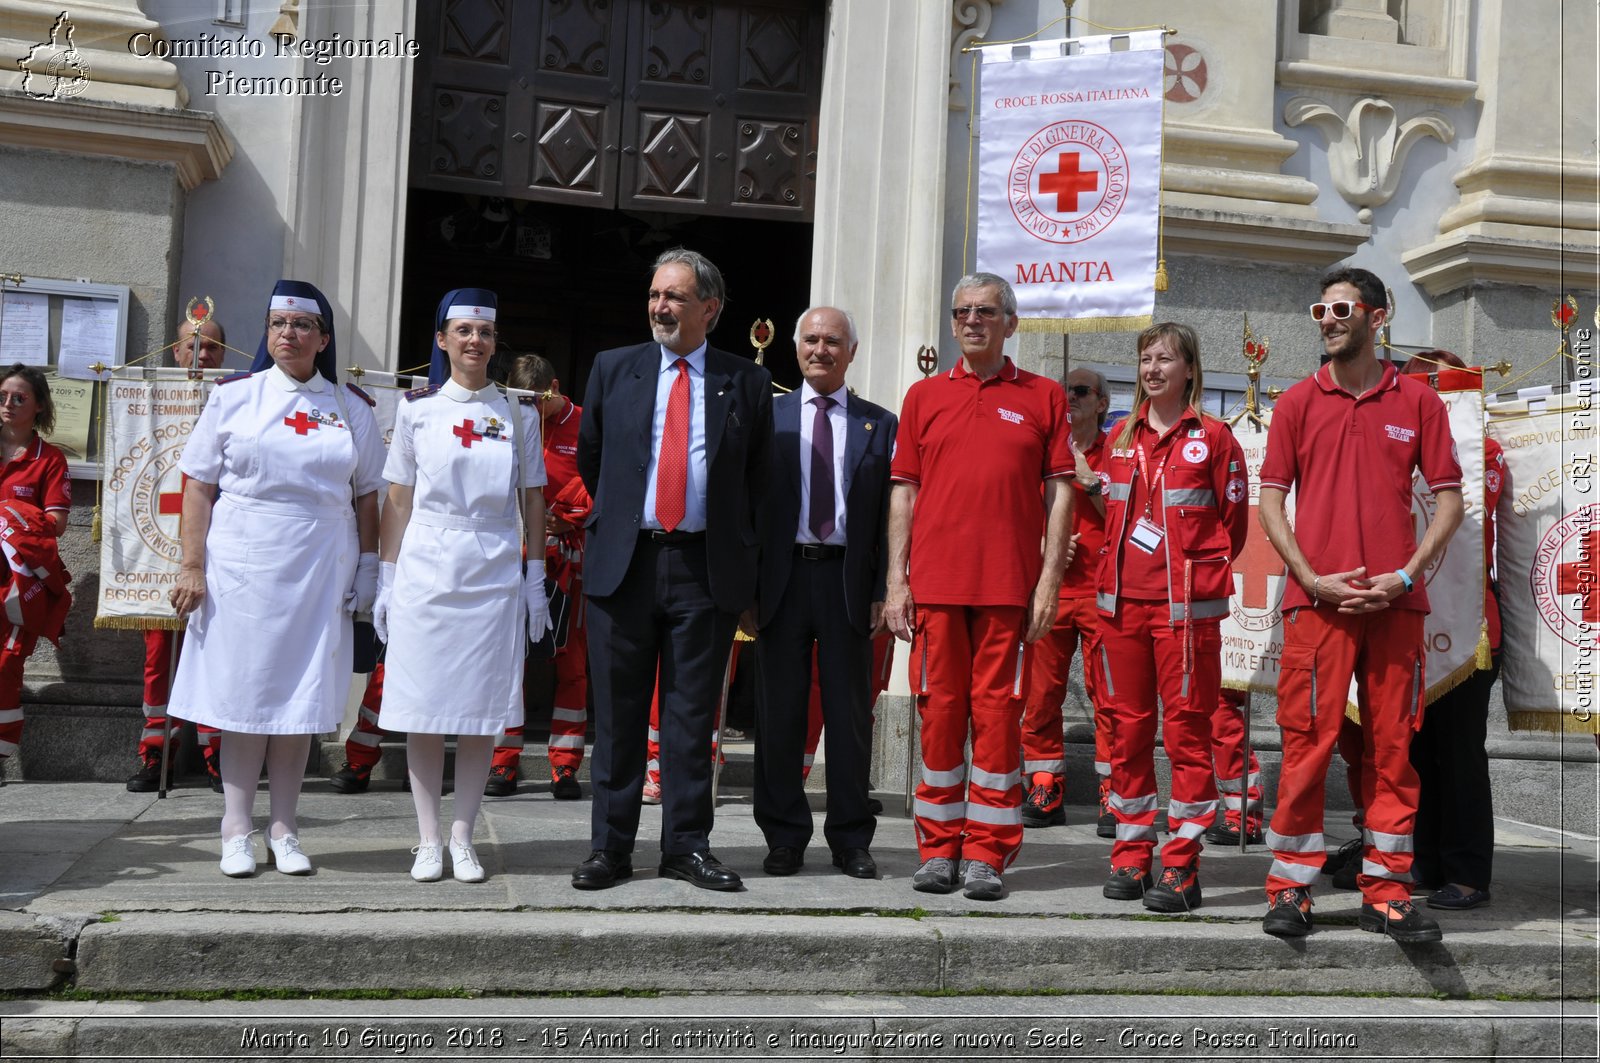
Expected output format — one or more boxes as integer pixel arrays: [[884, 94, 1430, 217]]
[[1129, 442, 1167, 555]]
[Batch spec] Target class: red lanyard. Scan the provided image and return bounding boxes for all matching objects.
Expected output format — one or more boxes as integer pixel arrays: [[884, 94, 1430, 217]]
[[1133, 440, 1173, 519]]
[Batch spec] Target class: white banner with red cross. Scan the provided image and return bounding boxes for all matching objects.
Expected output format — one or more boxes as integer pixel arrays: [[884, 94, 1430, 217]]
[[1487, 383, 1599, 734], [1222, 382, 1488, 711], [95, 375, 216, 630], [975, 31, 1165, 333]]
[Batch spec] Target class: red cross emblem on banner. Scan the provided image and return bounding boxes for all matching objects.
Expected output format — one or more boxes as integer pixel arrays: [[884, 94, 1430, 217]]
[[158, 489, 183, 517], [1234, 506, 1285, 610], [453, 419, 485, 448], [1039, 152, 1099, 213], [283, 411, 320, 435], [1555, 528, 1600, 628]]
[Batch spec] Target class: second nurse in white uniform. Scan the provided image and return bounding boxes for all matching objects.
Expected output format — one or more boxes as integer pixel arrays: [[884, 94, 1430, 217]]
[[373, 288, 550, 883]]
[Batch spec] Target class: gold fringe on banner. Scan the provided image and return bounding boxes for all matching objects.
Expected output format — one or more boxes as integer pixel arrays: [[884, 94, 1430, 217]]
[[94, 615, 185, 631], [1506, 709, 1600, 736], [1153, 258, 1169, 292], [1018, 314, 1153, 334], [1474, 621, 1491, 670], [90, 504, 101, 543]]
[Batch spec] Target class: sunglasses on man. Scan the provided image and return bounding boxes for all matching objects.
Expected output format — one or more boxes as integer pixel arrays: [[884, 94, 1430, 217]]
[[1309, 300, 1381, 322], [1066, 385, 1099, 398]]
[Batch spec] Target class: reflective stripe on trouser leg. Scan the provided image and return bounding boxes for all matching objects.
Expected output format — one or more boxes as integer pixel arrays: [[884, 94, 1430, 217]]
[[343, 664, 388, 771], [913, 603, 1028, 868], [1020, 595, 1076, 776], [546, 622, 589, 770], [1211, 689, 1262, 823], [1351, 608, 1426, 903], [0, 642, 28, 759], [1153, 616, 1222, 868], [1100, 599, 1163, 871], [1265, 607, 1352, 900], [491, 726, 526, 771]]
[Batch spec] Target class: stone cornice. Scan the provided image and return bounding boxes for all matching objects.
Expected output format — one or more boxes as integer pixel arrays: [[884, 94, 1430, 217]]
[[0, 90, 231, 190], [1402, 228, 1600, 297], [1161, 204, 1369, 266]]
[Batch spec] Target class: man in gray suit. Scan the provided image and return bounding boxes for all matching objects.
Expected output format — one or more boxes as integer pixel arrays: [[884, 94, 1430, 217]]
[[750, 307, 897, 880]]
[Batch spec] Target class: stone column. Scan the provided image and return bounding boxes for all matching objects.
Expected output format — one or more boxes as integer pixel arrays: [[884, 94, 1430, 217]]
[[809, 0, 953, 803]]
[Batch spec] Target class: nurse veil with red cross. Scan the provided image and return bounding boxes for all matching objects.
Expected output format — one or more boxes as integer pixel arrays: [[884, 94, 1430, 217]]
[[169, 278, 387, 878], [370, 288, 549, 883]]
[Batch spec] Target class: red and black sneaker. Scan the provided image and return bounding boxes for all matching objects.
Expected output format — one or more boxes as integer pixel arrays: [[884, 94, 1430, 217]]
[[550, 765, 581, 800], [1204, 814, 1264, 846], [1021, 773, 1065, 828], [484, 764, 518, 798], [1096, 776, 1116, 838], [1359, 899, 1443, 943], [329, 762, 372, 794], [125, 756, 163, 793], [1262, 886, 1314, 937], [1143, 865, 1202, 912], [1102, 865, 1153, 900]]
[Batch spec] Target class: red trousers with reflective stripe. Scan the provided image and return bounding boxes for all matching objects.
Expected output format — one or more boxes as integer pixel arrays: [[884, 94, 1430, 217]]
[[1267, 606, 1425, 905], [1212, 688, 1261, 828], [137, 630, 219, 765], [1021, 595, 1107, 779], [343, 664, 389, 772], [0, 634, 33, 758], [1098, 599, 1220, 872], [493, 619, 590, 772], [911, 604, 1028, 869]]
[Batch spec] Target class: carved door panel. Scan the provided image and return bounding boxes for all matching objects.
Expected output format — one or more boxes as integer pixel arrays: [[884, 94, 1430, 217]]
[[620, 2, 817, 220], [413, 0, 820, 221]]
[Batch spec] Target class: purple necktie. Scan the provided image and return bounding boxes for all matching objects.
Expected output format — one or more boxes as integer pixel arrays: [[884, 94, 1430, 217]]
[[808, 395, 835, 541]]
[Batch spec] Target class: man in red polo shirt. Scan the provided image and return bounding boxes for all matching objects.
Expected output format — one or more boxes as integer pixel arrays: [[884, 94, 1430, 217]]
[[1021, 366, 1111, 830], [486, 357, 589, 798], [1257, 266, 1463, 943], [884, 272, 1073, 901]]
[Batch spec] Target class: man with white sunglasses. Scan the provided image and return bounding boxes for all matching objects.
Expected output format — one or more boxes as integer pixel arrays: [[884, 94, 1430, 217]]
[[1255, 266, 1463, 943]]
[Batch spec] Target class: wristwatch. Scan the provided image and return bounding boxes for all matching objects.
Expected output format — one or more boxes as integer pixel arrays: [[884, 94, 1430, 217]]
[[1082, 477, 1103, 496]]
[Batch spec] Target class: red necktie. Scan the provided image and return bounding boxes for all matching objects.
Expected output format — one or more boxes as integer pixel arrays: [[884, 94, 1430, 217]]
[[655, 358, 690, 532]]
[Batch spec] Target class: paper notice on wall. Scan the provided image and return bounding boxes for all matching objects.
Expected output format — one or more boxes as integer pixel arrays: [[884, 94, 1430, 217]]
[[0, 292, 49, 365], [58, 297, 119, 380]]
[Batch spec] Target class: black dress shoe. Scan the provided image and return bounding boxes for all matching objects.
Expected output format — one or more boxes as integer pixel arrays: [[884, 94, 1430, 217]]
[[659, 850, 743, 891], [762, 845, 804, 876], [571, 849, 632, 890], [832, 847, 878, 879]]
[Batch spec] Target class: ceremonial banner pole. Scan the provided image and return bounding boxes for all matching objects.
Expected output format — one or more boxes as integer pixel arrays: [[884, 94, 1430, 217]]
[[904, 343, 941, 818], [1228, 320, 1269, 851]]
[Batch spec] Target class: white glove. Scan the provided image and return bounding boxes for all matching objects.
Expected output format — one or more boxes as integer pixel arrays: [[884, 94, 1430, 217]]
[[346, 551, 380, 615], [524, 567, 553, 640], [371, 561, 396, 642]]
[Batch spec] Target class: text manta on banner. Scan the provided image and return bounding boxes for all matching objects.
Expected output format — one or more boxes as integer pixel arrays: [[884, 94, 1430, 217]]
[[976, 32, 1165, 332]]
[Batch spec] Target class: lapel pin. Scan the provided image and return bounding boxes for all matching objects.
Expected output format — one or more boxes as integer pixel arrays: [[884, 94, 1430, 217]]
[[865, 422, 874, 431]]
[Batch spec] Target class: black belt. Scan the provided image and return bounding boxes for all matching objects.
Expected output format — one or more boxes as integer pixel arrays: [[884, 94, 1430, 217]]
[[794, 543, 845, 560], [644, 529, 705, 544]]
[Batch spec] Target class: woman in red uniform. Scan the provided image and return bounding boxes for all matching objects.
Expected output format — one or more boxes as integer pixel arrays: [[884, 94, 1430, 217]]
[[1095, 324, 1248, 912], [0, 365, 73, 773]]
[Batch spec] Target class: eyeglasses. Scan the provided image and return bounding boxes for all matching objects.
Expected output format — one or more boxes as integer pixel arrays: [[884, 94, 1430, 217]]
[[951, 305, 1002, 321], [1309, 300, 1380, 322], [0, 393, 33, 407], [449, 325, 496, 342], [1066, 384, 1099, 398], [268, 317, 321, 335]]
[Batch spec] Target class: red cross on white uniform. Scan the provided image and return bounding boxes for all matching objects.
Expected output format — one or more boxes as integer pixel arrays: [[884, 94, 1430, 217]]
[[283, 411, 320, 435], [453, 419, 485, 448]]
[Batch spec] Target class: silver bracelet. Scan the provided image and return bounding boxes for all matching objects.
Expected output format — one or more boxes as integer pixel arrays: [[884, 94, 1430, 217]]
[[1312, 575, 1322, 606]]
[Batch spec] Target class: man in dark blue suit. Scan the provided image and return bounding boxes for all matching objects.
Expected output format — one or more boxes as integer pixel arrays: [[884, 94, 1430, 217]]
[[750, 307, 897, 880], [571, 249, 772, 892]]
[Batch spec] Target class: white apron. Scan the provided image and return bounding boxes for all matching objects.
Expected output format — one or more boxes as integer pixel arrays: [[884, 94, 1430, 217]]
[[170, 368, 385, 734], [379, 380, 544, 735]]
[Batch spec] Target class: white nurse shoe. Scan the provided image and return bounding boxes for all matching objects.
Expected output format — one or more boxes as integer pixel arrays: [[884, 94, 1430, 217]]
[[219, 832, 257, 877], [267, 833, 313, 875], [449, 838, 485, 883], [410, 843, 444, 882]]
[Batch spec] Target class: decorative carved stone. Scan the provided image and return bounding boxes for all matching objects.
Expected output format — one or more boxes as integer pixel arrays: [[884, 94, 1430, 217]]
[[431, 89, 505, 181], [440, 0, 509, 62], [540, 0, 614, 77], [1284, 95, 1453, 222], [950, 0, 1003, 110], [634, 111, 705, 201], [640, 2, 710, 84], [735, 119, 805, 207], [1164, 43, 1207, 103], [533, 102, 605, 193], [740, 9, 805, 91]]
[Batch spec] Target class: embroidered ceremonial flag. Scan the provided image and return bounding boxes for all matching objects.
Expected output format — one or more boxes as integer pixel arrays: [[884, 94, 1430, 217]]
[[1487, 383, 1599, 734], [976, 30, 1164, 332], [1405, 371, 1487, 700], [95, 376, 215, 629]]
